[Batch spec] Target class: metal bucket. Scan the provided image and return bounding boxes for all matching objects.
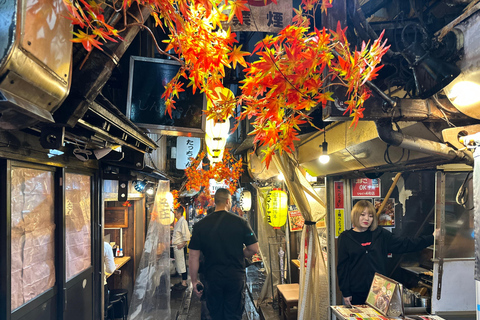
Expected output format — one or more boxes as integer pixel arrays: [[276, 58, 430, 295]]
[[416, 296, 431, 309], [403, 289, 416, 307]]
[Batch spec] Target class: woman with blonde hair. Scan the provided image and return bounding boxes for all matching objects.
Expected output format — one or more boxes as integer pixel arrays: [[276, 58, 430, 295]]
[[337, 200, 434, 306]]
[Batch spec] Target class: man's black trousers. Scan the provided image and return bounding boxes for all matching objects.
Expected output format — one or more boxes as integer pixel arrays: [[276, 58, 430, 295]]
[[205, 277, 245, 320]]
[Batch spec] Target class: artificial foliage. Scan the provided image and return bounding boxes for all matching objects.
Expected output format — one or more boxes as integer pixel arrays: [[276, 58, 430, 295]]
[[171, 189, 181, 210], [185, 149, 243, 200], [63, 0, 389, 168]]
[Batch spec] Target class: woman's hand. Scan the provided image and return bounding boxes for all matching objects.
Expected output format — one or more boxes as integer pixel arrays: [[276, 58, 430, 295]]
[[343, 296, 353, 307], [176, 243, 184, 249]]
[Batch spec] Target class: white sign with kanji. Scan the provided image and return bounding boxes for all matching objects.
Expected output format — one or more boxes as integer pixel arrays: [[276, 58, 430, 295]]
[[176, 137, 201, 170], [223, 0, 292, 33]]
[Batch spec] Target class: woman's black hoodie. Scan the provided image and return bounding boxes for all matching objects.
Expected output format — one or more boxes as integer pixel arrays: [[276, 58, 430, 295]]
[[337, 227, 434, 300]]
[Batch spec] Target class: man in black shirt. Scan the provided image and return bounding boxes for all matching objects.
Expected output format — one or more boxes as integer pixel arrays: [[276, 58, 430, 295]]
[[189, 188, 259, 320]]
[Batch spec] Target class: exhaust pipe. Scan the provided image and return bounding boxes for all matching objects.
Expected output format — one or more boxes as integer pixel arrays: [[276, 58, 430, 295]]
[[375, 119, 474, 165]]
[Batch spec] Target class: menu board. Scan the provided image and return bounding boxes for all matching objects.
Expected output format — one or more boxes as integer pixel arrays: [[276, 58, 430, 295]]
[[288, 209, 304, 232], [330, 305, 387, 320], [366, 273, 403, 318]]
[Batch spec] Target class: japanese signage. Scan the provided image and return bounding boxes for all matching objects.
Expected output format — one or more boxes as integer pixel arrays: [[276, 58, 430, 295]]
[[334, 181, 345, 237], [176, 137, 201, 170], [288, 206, 304, 232], [335, 209, 345, 238], [334, 181, 344, 209], [209, 179, 228, 195], [224, 0, 292, 33], [352, 178, 381, 198]]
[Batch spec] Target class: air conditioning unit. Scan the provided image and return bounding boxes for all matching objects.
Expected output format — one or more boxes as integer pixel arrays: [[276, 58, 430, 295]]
[[0, 0, 72, 129]]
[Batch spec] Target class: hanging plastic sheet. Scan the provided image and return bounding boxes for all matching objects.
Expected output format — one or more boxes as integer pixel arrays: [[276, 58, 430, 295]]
[[253, 186, 282, 307], [11, 167, 55, 310], [273, 153, 328, 320], [65, 173, 92, 280], [128, 180, 171, 320]]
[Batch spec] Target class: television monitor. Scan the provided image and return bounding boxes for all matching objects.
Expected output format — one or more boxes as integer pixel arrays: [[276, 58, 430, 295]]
[[126, 56, 206, 136]]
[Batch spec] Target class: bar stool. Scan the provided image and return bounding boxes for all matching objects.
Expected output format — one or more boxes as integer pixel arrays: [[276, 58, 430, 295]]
[[110, 289, 128, 320], [105, 295, 122, 320]]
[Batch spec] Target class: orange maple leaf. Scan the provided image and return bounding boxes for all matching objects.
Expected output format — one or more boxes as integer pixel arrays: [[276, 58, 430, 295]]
[[227, 0, 250, 24], [71, 30, 103, 51], [229, 45, 249, 69]]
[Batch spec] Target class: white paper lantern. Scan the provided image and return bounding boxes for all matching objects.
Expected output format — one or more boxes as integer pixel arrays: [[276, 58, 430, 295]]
[[205, 134, 227, 154], [239, 190, 252, 212], [206, 118, 230, 138]]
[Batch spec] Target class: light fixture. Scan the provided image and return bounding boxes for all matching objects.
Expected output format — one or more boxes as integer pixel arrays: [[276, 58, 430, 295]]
[[206, 117, 230, 137], [207, 148, 224, 164], [402, 41, 460, 99], [134, 179, 147, 192], [266, 188, 288, 229], [277, 173, 285, 181], [205, 135, 227, 152], [318, 130, 330, 164], [146, 184, 155, 196], [93, 147, 112, 160], [443, 69, 480, 119]]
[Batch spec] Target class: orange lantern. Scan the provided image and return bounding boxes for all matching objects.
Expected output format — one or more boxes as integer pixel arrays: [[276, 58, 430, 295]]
[[266, 188, 288, 229]]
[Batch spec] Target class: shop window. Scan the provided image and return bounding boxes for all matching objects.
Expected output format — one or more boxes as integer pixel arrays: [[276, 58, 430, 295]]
[[65, 173, 92, 280], [435, 172, 474, 259], [10, 167, 55, 310]]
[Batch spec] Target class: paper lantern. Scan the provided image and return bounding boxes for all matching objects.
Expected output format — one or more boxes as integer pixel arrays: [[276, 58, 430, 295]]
[[205, 134, 227, 155], [266, 189, 288, 229], [156, 191, 174, 225], [239, 190, 252, 212], [207, 148, 224, 164], [205, 118, 230, 138]]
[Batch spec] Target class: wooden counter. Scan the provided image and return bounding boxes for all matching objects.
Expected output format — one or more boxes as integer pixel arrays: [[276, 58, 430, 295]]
[[106, 256, 131, 278]]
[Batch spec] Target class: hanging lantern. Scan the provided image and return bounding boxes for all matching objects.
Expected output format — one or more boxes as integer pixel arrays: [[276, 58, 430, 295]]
[[239, 190, 252, 212], [205, 134, 227, 155], [157, 191, 174, 225], [266, 188, 288, 229], [207, 148, 224, 164], [205, 118, 230, 138]]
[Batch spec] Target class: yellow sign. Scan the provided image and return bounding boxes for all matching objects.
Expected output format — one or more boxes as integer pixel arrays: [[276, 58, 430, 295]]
[[335, 209, 345, 237]]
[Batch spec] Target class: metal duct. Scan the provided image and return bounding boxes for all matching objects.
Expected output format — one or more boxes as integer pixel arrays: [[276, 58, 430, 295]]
[[0, 0, 72, 129], [297, 121, 472, 177], [375, 119, 474, 165]]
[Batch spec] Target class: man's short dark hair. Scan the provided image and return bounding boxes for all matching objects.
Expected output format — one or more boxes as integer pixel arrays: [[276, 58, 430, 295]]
[[175, 205, 184, 215], [214, 188, 231, 205]]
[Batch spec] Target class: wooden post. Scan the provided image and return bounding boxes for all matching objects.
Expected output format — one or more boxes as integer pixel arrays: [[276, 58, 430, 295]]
[[376, 172, 402, 217]]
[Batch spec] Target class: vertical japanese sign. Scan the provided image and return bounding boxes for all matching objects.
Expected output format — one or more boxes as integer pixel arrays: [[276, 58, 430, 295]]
[[176, 137, 200, 170], [224, 0, 292, 33], [334, 181, 345, 238]]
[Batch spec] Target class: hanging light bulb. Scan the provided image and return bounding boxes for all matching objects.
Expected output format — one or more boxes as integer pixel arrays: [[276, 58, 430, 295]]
[[318, 130, 330, 164]]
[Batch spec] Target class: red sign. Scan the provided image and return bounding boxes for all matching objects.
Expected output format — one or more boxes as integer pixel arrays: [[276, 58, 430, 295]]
[[352, 178, 381, 198], [334, 181, 344, 209]]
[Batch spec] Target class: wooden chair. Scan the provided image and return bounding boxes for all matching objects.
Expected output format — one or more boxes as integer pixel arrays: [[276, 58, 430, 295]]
[[277, 283, 299, 320]]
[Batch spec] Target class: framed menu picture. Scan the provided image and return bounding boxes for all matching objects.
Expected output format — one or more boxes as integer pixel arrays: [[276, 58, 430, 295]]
[[288, 208, 304, 232], [366, 273, 403, 318], [374, 198, 395, 227]]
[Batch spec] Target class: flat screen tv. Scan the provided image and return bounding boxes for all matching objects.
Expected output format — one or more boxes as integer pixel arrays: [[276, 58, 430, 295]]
[[126, 56, 205, 136]]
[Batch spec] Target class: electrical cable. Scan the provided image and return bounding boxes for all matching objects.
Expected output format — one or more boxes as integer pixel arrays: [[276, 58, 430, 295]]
[[456, 171, 474, 210]]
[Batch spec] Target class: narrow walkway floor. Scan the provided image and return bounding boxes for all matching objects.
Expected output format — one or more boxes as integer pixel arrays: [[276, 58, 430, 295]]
[[170, 265, 283, 320]]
